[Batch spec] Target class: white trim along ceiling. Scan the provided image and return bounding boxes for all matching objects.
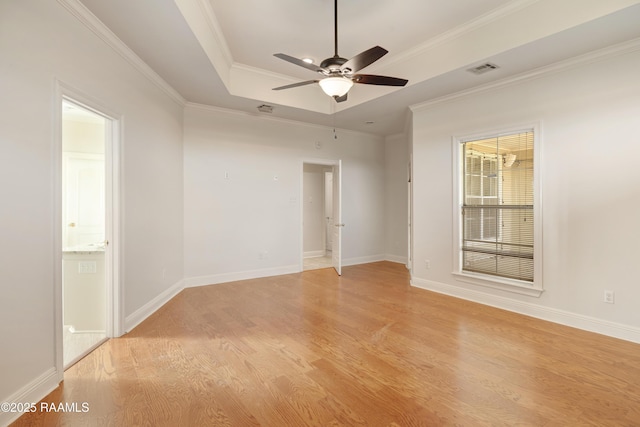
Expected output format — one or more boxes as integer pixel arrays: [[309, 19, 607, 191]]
[[67, 0, 640, 136]]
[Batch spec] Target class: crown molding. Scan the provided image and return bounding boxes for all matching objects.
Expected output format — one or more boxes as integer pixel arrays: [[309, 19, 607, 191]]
[[410, 37, 640, 112], [232, 61, 300, 83], [57, 0, 185, 106], [195, 0, 234, 68], [173, 0, 234, 84], [380, 0, 539, 71], [184, 102, 382, 140]]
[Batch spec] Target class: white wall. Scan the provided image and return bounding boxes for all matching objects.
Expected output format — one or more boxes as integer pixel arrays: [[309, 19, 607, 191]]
[[410, 46, 640, 341], [63, 116, 105, 154], [0, 0, 184, 415], [384, 133, 409, 263], [183, 104, 387, 284]]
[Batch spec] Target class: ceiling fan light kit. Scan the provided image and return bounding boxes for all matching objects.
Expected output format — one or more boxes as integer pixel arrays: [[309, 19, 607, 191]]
[[319, 77, 353, 97], [273, 0, 407, 103]]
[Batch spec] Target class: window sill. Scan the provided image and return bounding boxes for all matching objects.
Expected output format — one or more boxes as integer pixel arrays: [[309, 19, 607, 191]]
[[452, 271, 544, 297]]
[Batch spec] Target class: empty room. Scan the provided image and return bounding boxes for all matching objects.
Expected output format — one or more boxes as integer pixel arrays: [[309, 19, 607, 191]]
[[2, 0, 640, 425]]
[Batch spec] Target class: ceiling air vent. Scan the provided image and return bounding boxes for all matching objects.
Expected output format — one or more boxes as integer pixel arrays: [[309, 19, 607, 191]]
[[467, 62, 499, 75]]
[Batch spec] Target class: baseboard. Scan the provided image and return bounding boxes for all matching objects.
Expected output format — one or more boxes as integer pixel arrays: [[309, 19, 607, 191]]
[[183, 264, 299, 288], [125, 279, 184, 333], [67, 328, 106, 334], [384, 254, 407, 265], [0, 367, 59, 427], [411, 277, 640, 344], [304, 250, 326, 258], [183, 259, 406, 288], [342, 254, 386, 267]]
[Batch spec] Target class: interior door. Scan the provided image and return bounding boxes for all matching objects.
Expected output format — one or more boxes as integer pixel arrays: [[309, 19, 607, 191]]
[[331, 161, 342, 275], [324, 171, 333, 250], [407, 155, 412, 271], [63, 153, 105, 249]]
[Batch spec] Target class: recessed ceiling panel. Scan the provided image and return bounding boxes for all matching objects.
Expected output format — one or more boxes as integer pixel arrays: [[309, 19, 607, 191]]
[[209, 0, 512, 77]]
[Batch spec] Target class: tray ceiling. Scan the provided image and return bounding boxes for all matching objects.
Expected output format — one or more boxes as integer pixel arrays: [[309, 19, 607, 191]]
[[77, 0, 640, 135]]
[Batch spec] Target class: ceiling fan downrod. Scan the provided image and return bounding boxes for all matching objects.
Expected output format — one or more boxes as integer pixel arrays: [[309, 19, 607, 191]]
[[271, 0, 408, 102], [321, 0, 346, 70], [333, 0, 339, 58]]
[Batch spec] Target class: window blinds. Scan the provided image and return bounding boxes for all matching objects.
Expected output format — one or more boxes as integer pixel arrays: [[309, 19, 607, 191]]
[[462, 131, 534, 282]]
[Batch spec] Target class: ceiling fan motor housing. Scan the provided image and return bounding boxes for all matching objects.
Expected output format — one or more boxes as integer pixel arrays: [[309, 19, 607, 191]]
[[271, 0, 408, 101], [320, 56, 349, 74]]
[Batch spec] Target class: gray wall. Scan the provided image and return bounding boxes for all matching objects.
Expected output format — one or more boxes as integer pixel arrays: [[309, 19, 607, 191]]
[[410, 46, 640, 341], [0, 0, 184, 416]]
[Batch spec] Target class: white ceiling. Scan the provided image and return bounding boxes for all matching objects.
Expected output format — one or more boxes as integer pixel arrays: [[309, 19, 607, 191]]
[[77, 0, 640, 136]]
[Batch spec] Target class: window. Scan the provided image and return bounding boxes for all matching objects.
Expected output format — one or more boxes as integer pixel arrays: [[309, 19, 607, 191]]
[[454, 128, 541, 295]]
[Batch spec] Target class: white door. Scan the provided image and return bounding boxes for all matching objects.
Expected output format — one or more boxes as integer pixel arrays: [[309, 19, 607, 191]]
[[324, 171, 333, 250], [407, 156, 413, 271], [63, 153, 105, 250], [331, 161, 342, 275]]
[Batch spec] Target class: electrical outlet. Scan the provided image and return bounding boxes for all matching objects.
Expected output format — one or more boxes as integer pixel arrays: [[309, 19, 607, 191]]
[[425, 259, 431, 269], [603, 290, 615, 304], [78, 261, 96, 274]]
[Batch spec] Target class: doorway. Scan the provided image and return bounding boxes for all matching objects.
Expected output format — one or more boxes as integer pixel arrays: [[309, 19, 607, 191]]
[[60, 98, 113, 368], [302, 160, 342, 274]]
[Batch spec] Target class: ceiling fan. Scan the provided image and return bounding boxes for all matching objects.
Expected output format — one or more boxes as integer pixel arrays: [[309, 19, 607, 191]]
[[272, 0, 408, 103]]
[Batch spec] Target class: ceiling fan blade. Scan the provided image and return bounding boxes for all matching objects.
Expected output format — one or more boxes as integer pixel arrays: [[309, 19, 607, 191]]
[[334, 93, 348, 103], [353, 74, 408, 87], [274, 53, 324, 73], [341, 46, 388, 73], [272, 80, 319, 91]]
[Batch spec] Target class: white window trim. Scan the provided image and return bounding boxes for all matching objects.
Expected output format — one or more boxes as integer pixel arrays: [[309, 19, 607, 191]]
[[451, 123, 543, 297]]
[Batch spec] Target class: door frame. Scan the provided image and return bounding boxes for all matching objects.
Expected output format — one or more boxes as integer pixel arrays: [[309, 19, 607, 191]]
[[407, 154, 413, 272], [324, 170, 334, 252], [300, 158, 342, 274], [331, 160, 342, 275], [54, 82, 123, 380]]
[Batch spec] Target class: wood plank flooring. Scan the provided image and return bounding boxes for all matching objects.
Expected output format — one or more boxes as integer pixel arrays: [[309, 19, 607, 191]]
[[12, 262, 640, 426], [63, 326, 107, 368]]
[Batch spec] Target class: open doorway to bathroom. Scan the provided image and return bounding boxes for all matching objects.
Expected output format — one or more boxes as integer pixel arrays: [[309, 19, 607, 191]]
[[302, 162, 341, 272], [61, 99, 109, 368]]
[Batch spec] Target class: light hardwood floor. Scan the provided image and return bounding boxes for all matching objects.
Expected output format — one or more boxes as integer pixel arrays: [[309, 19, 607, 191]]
[[303, 254, 333, 271], [12, 262, 640, 426], [63, 326, 106, 369]]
